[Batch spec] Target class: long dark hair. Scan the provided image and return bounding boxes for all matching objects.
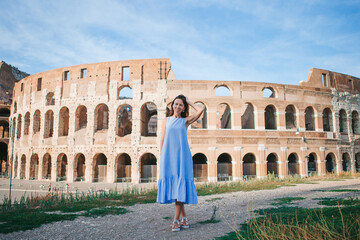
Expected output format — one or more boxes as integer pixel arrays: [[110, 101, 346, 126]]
[[169, 94, 189, 118]]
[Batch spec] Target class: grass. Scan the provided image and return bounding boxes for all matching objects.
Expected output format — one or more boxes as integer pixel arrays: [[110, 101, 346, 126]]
[[271, 197, 305, 206], [314, 189, 360, 193], [317, 197, 360, 206]]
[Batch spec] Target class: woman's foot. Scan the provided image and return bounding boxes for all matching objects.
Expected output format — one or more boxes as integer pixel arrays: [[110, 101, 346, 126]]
[[172, 219, 181, 232], [181, 217, 190, 229]]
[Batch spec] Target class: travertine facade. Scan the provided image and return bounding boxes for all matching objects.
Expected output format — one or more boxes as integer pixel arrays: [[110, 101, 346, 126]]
[[8, 58, 360, 183]]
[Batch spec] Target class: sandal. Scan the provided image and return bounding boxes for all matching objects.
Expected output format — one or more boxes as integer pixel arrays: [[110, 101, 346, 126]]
[[181, 217, 190, 229], [172, 219, 181, 232]]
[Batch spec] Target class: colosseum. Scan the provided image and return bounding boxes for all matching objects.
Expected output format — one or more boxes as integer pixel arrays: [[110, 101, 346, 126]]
[[7, 58, 360, 184]]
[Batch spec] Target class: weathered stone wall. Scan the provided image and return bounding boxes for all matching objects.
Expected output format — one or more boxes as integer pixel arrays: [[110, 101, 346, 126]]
[[9, 59, 360, 183]]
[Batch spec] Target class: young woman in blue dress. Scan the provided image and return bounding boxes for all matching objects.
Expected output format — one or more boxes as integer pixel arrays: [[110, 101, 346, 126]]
[[157, 94, 204, 231]]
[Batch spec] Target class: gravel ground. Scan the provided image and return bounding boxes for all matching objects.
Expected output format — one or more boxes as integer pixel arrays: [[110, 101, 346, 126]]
[[0, 178, 359, 240]]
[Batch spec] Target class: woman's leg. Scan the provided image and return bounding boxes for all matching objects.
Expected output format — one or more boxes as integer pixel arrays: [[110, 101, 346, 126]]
[[174, 201, 182, 220], [180, 203, 186, 219]]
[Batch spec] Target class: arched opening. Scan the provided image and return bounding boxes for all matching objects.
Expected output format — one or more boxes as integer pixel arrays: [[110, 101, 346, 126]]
[[20, 155, 26, 179], [0, 121, 9, 138], [325, 153, 336, 173], [74, 153, 85, 181], [217, 153, 232, 181], [342, 153, 351, 172], [16, 114, 22, 139], [141, 103, 157, 136], [14, 155, 18, 178], [30, 154, 39, 180], [285, 105, 297, 129], [94, 104, 109, 132], [12, 118, 16, 139], [191, 102, 207, 129], [46, 92, 55, 105], [140, 153, 157, 183], [118, 86, 133, 99], [58, 107, 69, 136], [93, 153, 107, 182], [265, 105, 277, 130], [305, 107, 315, 131], [339, 109, 348, 133], [13, 102, 17, 114], [44, 110, 54, 138], [352, 111, 360, 134], [24, 112, 30, 135], [355, 153, 360, 172], [192, 153, 208, 182], [263, 87, 276, 98], [266, 153, 278, 175], [57, 154, 67, 181], [307, 153, 317, 175], [241, 103, 254, 129], [0, 108, 10, 117], [117, 105, 132, 137], [323, 108, 333, 132], [75, 105, 87, 131], [288, 153, 299, 175], [42, 153, 51, 179], [217, 103, 231, 129], [243, 153, 256, 178], [33, 110, 41, 133], [115, 153, 131, 182], [215, 85, 231, 96], [0, 142, 8, 176]]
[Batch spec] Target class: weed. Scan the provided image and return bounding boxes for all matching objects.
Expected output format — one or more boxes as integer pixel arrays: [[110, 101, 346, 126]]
[[199, 206, 221, 224], [271, 197, 306, 206]]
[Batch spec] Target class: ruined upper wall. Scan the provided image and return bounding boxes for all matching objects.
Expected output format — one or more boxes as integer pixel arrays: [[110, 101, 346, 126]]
[[300, 68, 360, 94], [0, 61, 17, 103]]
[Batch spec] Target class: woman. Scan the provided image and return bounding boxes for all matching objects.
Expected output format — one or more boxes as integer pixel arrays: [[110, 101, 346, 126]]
[[157, 94, 204, 232]]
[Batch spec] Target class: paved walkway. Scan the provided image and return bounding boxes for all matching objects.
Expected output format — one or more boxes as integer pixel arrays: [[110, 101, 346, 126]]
[[0, 178, 359, 240]]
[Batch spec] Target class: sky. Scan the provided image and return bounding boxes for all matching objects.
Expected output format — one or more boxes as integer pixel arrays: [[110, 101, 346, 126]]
[[0, 0, 360, 85]]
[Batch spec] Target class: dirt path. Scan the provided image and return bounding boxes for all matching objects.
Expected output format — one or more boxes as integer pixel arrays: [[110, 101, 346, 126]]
[[1, 178, 359, 240]]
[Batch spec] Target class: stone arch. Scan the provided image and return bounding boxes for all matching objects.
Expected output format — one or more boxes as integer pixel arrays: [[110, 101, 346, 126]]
[[265, 105, 277, 130], [308, 153, 317, 174], [115, 153, 131, 182], [93, 153, 107, 182], [141, 102, 157, 136], [0, 142, 8, 176], [140, 153, 157, 182], [217, 153, 232, 181], [355, 152, 360, 172], [192, 153, 208, 182], [215, 85, 231, 96], [44, 110, 54, 138], [24, 112, 30, 135], [285, 105, 297, 129], [288, 153, 299, 175], [42, 153, 52, 179], [33, 110, 41, 133], [243, 153, 256, 177], [20, 155, 26, 179], [74, 153, 85, 181], [323, 108, 333, 132], [305, 106, 315, 131], [339, 109, 348, 133], [266, 153, 278, 175], [46, 92, 55, 105], [12, 117, 16, 139], [118, 86, 133, 99], [342, 153, 351, 172], [30, 154, 39, 180], [263, 87, 276, 98], [57, 153, 68, 181], [241, 103, 254, 129], [325, 153, 336, 173], [94, 104, 109, 132], [16, 114, 22, 139], [58, 107, 69, 136], [191, 102, 207, 129], [217, 103, 231, 129], [0, 120, 9, 138], [75, 105, 87, 131], [13, 102, 17, 114], [352, 111, 360, 134], [117, 105, 132, 137]]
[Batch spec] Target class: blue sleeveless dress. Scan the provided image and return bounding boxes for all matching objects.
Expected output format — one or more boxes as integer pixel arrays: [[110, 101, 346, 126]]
[[157, 117, 198, 204]]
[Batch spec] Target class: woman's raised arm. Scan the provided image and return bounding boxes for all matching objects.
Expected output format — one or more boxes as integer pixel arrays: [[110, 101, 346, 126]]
[[185, 97, 205, 128]]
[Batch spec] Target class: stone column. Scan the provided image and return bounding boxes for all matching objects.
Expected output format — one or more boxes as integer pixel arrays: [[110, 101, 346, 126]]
[[208, 147, 217, 182], [67, 152, 75, 182], [207, 109, 217, 130], [297, 110, 306, 132], [51, 152, 57, 182], [299, 147, 308, 177], [106, 152, 115, 183], [277, 111, 286, 131], [257, 144, 266, 179], [38, 157, 43, 180], [336, 146, 342, 174], [233, 147, 243, 181], [131, 152, 140, 184], [315, 113, 323, 132], [279, 147, 288, 179], [232, 110, 241, 130], [255, 110, 265, 130], [318, 147, 326, 176], [85, 152, 93, 183]]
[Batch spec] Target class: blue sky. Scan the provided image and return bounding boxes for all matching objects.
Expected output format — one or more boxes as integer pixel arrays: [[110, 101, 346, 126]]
[[0, 0, 359, 85]]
